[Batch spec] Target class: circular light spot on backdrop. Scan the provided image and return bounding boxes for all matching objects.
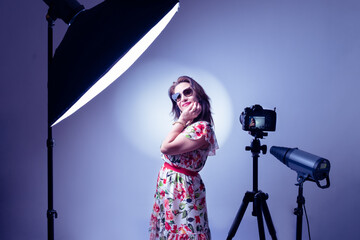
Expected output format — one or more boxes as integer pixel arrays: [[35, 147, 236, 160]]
[[113, 58, 234, 160]]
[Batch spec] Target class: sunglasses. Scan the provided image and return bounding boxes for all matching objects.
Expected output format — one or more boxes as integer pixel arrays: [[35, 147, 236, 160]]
[[171, 87, 194, 102]]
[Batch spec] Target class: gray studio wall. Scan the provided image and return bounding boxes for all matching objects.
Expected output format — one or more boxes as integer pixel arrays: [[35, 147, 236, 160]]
[[1, 0, 359, 239]]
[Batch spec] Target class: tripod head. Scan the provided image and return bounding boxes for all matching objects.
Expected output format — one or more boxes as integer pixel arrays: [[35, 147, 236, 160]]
[[246, 130, 268, 155], [249, 129, 268, 139]]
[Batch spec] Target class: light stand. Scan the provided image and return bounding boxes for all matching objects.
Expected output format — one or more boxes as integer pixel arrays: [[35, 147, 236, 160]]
[[294, 176, 323, 240], [294, 178, 306, 240], [46, 13, 56, 240], [227, 131, 277, 240], [45, 2, 85, 238], [294, 176, 317, 240]]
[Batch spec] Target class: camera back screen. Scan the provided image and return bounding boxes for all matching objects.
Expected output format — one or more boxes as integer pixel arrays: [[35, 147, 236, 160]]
[[250, 116, 266, 129]]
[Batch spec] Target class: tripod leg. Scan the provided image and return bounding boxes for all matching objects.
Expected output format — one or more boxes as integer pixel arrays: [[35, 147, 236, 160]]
[[227, 192, 253, 240], [261, 195, 277, 240], [254, 192, 266, 240]]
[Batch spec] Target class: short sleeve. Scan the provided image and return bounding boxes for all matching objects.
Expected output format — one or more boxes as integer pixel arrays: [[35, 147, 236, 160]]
[[181, 121, 219, 156]]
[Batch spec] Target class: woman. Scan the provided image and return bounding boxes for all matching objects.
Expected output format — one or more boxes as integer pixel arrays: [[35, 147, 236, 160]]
[[149, 76, 219, 240]]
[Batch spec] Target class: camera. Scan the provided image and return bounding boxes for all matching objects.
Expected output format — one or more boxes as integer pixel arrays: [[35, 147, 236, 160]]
[[240, 104, 276, 132]]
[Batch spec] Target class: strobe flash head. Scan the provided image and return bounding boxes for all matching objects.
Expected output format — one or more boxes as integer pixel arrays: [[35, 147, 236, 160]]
[[270, 146, 331, 188]]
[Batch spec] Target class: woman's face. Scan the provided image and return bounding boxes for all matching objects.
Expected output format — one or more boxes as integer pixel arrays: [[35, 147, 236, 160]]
[[173, 82, 198, 112]]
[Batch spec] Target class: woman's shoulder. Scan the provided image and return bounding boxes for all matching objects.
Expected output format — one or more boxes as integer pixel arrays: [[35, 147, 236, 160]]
[[188, 120, 211, 128], [184, 121, 213, 136], [185, 121, 218, 155]]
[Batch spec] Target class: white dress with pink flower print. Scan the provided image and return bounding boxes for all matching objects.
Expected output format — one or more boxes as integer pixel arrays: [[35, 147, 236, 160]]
[[150, 121, 219, 240]]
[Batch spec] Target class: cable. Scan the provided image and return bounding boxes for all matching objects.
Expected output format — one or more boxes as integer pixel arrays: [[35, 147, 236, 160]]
[[303, 203, 312, 240]]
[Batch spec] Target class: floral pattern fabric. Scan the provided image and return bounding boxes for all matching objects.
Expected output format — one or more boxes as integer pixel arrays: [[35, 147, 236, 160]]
[[150, 121, 219, 240]]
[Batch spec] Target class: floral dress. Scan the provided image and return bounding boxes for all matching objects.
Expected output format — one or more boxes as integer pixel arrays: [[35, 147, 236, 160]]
[[149, 121, 219, 240]]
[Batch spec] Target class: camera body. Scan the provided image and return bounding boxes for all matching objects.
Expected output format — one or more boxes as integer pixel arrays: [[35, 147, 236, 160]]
[[240, 104, 276, 132]]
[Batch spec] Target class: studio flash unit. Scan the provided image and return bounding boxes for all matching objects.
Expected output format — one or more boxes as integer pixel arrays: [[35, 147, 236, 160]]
[[270, 146, 331, 188]]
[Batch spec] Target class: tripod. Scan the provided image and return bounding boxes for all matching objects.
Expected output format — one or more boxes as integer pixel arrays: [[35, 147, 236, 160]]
[[227, 132, 277, 240]]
